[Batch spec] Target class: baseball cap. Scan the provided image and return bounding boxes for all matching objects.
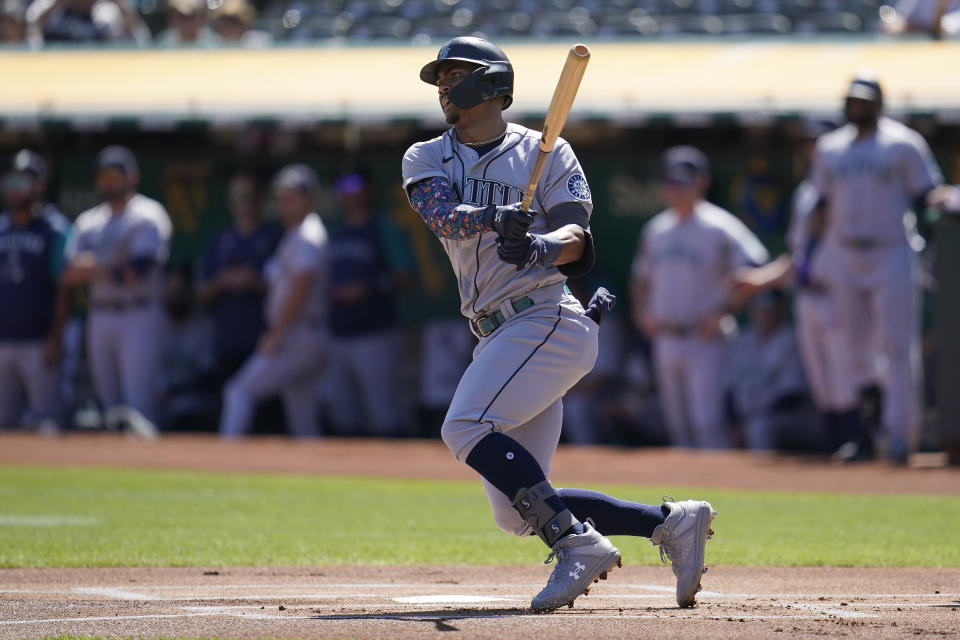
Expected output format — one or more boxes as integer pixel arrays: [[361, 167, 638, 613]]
[[96, 145, 138, 174], [272, 163, 318, 195], [11, 149, 47, 181], [661, 145, 710, 185], [845, 71, 883, 103], [333, 171, 370, 196]]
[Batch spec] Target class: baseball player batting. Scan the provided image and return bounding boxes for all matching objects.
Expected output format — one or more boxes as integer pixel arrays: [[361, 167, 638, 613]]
[[401, 36, 715, 612]]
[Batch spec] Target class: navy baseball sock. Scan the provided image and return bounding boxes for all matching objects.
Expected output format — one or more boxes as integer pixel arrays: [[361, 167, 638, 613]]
[[557, 488, 667, 538], [464, 432, 583, 539]]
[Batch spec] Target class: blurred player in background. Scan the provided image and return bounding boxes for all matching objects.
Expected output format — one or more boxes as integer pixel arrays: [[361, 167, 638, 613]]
[[198, 171, 282, 388], [325, 169, 412, 437], [0, 150, 69, 433], [218, 164, 329, 439], [158, 262, 217, 430], [732, 119, 870, 459], [734, 73, 944, 464], [60, 145, 171, 437], [630, 146, 769, 449], [799, 73, 943, 464], [728, 289, 811, 451]]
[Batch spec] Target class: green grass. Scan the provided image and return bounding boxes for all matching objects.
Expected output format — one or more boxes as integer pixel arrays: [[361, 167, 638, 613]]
[[1, 465, 957, 568]]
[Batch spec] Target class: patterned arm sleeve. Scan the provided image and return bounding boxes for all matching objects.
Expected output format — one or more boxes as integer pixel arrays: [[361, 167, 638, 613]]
[[408, 177, 488, 240]]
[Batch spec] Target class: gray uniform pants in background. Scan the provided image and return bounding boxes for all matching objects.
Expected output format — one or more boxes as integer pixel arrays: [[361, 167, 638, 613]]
[[0, 341, 59, 427], [87, 306, 162, 425], [325, 327, 404, 436], [219, 325, 327, 439], [653, 334, 730, 449]]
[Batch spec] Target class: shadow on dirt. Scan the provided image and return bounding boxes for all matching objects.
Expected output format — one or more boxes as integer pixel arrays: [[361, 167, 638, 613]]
[[309, 607, 533, 631]]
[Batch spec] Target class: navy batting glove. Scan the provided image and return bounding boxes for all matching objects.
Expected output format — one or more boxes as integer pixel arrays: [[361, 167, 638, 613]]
[[496, 234, 530, 266], [584, 286, 616, 324], [484, 204, 535, 243], [497, 233, 564, 271]]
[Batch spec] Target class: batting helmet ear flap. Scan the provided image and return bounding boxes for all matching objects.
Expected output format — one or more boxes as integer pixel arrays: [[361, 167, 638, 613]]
[[447, 64, 514, 111]]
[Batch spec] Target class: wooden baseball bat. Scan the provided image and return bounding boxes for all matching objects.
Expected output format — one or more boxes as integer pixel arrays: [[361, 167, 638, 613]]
[[520, 43, 591, 213]]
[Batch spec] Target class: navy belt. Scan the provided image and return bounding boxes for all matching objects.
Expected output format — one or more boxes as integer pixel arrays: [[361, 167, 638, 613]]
[[473, 296, 535, 337]]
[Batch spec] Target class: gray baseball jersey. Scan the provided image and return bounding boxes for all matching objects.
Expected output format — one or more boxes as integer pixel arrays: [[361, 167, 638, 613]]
[[64, 193, 172, 305], [809, 117, 942, 442], [632, 201, 769, 327], [786, 180, 818, 257], [65, 194, 171, 425], [264, 212, 330, 329], [401, 122, 599, 535], [220, 211, 330, 440], [811, 116, 941, 247], [402, 123, 593, 320]]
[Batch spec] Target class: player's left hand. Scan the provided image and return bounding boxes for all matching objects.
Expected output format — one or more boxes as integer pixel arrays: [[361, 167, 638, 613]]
[[584, 287, 616, 324], [496, 233, 533, 268], [497, 233, 563, 271]]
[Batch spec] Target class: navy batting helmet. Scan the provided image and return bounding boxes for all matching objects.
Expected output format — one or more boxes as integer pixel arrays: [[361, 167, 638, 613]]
[[420, 37, 514, 111]]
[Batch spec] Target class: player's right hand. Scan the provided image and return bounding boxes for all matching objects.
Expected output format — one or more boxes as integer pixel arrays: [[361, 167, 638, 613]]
[[484, 203, 534, 242], [584, 287, 616, 324]]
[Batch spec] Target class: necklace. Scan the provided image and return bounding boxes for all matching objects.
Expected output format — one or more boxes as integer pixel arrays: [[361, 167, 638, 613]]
[[460, 128, 507, 147]]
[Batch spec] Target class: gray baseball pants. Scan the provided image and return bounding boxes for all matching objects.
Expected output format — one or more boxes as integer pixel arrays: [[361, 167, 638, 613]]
[[219, 325, 327, 439], [440, 293, 597, 536], [0, 341, 59, 427]]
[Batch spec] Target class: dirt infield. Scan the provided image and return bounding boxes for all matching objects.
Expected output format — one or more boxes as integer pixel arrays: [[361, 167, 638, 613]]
[[1, 432, 959, 639], [2, 566, 959, 639]]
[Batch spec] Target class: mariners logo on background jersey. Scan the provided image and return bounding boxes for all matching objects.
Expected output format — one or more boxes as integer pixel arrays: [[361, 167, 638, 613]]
[[567, 174, 591, 202]]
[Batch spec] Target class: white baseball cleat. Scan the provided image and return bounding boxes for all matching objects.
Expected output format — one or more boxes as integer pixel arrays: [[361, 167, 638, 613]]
[[530, 521, 621, 612], [651, 499, 716, 608]]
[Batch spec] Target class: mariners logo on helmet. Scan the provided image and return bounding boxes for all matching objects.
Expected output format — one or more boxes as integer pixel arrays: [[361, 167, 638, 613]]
[[567, 174, 591, 201]]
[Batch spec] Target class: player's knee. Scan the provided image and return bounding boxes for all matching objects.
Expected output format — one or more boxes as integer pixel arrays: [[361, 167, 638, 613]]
[[440, 417, 489, 462], [491, 501, 529, 537]]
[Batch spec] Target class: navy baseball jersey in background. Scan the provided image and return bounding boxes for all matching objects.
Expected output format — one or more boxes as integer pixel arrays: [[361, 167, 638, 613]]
[[328, 218, 397, 337], [201, 222, 283, 361], [0, 210, 68, 340]]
